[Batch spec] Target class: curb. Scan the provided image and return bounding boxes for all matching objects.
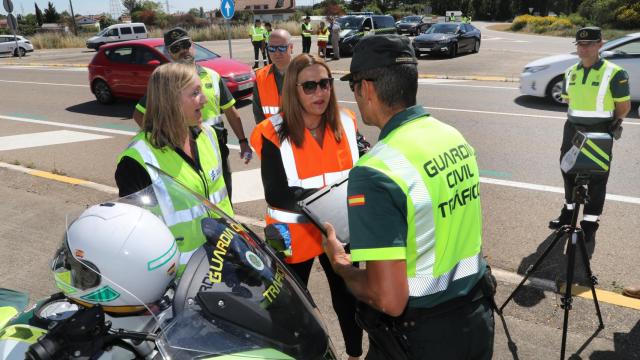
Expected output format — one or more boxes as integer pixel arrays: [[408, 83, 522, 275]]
[[3, 160, 639, 310], [0, 62, 517, 82]]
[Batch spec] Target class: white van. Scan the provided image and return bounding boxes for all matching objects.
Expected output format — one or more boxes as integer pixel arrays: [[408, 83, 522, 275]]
[[86, 23, 148, 50]]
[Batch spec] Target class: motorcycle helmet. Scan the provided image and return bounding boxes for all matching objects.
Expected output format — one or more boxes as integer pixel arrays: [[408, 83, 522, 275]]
[[52, 202, 179, 314]]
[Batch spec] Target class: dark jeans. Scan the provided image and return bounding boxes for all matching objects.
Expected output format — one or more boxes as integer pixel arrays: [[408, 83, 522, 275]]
[[365, 298, 495, 360], [288, 254, 363, 357], [213, 126, 232, 204], [560, 121, 611, 216], [302, 36, 311, 53], [252, 40, 266, 64]]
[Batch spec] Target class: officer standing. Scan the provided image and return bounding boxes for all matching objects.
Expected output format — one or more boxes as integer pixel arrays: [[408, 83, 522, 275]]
[[449, 12, 456, 22], [324, 34, 495, 359], [328, 16, 341, 60], [132, 27, 253, 201], [301, 16, 313, 54], [549, 27, 631, 243], [250, 19, 267, 69], [264, 22, 273, 64]]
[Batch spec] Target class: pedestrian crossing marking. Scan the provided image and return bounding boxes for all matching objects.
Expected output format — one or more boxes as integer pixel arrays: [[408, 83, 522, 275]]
[[0, 130, 110, 151]]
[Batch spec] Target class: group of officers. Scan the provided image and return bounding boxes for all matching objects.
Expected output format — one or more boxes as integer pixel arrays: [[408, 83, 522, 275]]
[[108, 22, 631, 359]]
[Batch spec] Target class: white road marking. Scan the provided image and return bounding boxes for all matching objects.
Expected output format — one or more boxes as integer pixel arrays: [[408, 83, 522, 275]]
[[0, 130, 110, 151], [0, 65, 87, 72], [336, 102, 640, 126], [420, 82, 519, 90], [417, 78, 466, 84], [0, 79, 88, 87]]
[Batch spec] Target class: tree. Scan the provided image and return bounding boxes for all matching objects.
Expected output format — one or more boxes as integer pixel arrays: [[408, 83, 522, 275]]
[[35, 2, 44, 26], [122, 0, 140, 15], [199, 6, 205, 18], [100, 15, 117, 29], [44, 1, 60, 23]]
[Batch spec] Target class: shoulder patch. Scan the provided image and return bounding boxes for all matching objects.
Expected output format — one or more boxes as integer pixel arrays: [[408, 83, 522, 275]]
[[348, 194, 365, 207]]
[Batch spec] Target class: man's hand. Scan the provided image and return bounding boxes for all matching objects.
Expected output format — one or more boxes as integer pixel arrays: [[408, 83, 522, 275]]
[[239, 141, 253, 164], [322, 222, 351, 272]]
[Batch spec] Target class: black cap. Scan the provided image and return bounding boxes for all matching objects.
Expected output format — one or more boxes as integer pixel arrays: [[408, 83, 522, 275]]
[[305, 16, 310, 20], [164, 27, 190, 47], [575, 27, 601, 43], [340, 34, 417, 81]]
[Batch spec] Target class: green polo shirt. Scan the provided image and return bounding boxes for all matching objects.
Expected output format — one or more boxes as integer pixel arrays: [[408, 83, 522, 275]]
[[561, 58, 630, 102], [348, 105, 485, 308]]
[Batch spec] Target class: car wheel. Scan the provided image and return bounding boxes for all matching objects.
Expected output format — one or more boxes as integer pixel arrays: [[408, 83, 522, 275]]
[[449, 43, 457, 58], [13, 47, 25, 57], [92, 80, 114, 104], [473, 40, 480, 53], [546, 75, 565, 105]]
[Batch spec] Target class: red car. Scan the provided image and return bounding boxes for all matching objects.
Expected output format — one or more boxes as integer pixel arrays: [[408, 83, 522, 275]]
[[88, 38, 255, 104]]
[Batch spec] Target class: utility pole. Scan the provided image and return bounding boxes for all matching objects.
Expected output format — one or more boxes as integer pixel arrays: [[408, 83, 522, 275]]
[[165, 0, 170, 13], [69, 0, 77, 36]]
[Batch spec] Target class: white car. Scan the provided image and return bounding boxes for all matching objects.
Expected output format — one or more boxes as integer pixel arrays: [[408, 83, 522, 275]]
[[520, 32, 640, 104], [0, 35, 34, 57]]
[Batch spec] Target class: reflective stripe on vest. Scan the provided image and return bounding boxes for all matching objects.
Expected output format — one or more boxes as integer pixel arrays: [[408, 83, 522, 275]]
[[359, 116, 483, 297], [255, 65, 281, 120], [267, 207, 311, 223], [566, 60, 619, 124], [251, 26, 264, 41], [273, 111, 358, 189], [317, 30, 329, 42], [200, 67, 222, 125]]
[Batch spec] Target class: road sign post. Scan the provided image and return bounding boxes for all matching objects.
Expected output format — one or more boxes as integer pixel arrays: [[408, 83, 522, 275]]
[[221, 0, 235, 59], [3, 0, 14, 13], [5, 2, 22, 60]]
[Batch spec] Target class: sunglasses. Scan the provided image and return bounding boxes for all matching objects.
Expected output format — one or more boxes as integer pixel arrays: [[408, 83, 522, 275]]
[[349, 78, 376, 92], [267, 45, 289, 53], [169, 39, 192, 54], [297, 78, 334, 95]]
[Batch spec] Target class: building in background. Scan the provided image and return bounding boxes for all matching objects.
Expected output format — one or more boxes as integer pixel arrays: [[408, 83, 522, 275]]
[[235, 0, 296, 22]]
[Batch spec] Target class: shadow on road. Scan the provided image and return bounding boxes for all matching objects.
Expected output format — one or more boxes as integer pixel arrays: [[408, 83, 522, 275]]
[[512, 228, 596, 308], [66, 100, 137, 120], [590, 320, 640, 359], [514, 95, 567, 113], [497, 312, 520, 360]]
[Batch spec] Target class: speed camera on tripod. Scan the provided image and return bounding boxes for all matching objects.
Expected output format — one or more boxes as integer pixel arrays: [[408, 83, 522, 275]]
[[561, 131, 612, 175]]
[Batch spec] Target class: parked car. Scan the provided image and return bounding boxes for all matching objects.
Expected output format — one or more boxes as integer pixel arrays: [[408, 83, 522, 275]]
[[412, 22, 481, 58], [520, 32, 640, 104], [88, 38, 255, 104], [86, 23, 148, 50], [326, 13, 396, 57], [0, 35, 34, 57], [396, 15, 431, 36]]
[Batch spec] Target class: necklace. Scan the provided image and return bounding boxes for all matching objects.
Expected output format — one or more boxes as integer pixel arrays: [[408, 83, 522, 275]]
[[307, 120, 324, 137]]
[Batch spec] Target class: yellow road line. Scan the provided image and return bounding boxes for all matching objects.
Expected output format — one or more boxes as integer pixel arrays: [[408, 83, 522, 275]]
[[559, 283, 640, 310], [29, 170, 87, 185]]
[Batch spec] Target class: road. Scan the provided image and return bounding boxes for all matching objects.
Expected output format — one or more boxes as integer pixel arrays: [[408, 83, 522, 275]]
[[1, 25, 640, 359]]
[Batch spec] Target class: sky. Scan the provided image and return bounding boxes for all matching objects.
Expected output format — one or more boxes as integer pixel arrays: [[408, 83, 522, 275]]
[[1, 0, 314, 16]]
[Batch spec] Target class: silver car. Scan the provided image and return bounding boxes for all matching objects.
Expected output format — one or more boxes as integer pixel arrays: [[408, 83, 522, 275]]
[[0, 34, 34, 57], [520, 32, 640, 104]]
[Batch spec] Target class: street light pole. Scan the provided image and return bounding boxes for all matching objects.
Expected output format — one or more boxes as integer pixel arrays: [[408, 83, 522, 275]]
[[69, 0, 78, 36]]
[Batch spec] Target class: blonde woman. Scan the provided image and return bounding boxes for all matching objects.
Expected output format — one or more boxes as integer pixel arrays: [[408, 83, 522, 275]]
[[317, 21, 329, 58], [251, 54, 364, 360], [116, 63, 232, 264]]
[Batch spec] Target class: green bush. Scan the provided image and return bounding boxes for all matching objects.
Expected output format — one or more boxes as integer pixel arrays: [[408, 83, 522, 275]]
[[615, 3, 640, 29], [510, 15, 533, 31], [566, 13, 587, 27]]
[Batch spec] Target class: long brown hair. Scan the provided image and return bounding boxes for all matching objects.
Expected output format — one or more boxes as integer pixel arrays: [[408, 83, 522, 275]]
[[143, 63, 197, 149], [280, 53, 341, 147]]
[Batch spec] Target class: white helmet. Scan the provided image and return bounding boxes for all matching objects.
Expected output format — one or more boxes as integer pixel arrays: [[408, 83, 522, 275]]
[[52, 202, 179, 314]]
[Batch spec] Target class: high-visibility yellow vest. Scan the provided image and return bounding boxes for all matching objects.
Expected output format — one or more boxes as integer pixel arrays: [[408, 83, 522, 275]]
[[250, 25, 265, 42], [302, 23, 312, 37], [317, 28, 329, 42]]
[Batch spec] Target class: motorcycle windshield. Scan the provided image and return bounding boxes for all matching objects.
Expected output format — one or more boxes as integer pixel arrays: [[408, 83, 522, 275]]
[[106, 170, 333, 359]]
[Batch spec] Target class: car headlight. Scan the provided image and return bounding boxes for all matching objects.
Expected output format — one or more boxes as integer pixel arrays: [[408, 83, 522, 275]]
[[523, 65, 549, 74]]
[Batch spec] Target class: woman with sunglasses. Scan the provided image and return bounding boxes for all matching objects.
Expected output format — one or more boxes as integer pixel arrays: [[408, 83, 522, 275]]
[[250, 54, 364, 360], [116, 63, 232, 269]]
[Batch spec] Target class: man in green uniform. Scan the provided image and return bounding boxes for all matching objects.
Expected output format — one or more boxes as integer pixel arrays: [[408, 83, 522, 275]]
[[549, 27, 631, 243], [249, 19, 267, 69], [132, 27, 252, 201], [301, 16, 312, 54], [324, 34, 495, 359]]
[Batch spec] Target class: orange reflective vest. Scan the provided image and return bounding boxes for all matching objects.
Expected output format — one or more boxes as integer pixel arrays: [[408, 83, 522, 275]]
[[255, 64, 281, 121], [251, 109, 359, 263]]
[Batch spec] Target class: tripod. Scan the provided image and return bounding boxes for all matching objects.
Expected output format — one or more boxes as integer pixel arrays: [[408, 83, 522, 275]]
[[499, 175, 604, 360]]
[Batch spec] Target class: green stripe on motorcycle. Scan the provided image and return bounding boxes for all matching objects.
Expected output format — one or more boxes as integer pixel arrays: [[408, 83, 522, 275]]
[[148, 241, 178, 271], [203, 348, 294, 359], [80, 286, 120, 303], [0, 325, 47, 344], [0, 307, 18, 329], [586, 139, 610, 161]]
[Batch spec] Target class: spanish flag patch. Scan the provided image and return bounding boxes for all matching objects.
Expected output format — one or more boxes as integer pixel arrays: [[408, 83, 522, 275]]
[[348, 194, 365, 207]]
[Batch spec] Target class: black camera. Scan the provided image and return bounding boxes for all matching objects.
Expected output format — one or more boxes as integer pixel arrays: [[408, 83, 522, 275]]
[[561, 131, 612, 175]]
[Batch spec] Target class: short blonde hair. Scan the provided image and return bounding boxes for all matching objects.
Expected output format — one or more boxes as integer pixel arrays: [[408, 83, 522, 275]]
[[143, 63, 198, 149]]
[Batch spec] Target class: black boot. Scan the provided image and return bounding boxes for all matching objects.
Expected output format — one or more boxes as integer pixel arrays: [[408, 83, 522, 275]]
[[549, 206, 573, 229], [580, 220, 599, 243]]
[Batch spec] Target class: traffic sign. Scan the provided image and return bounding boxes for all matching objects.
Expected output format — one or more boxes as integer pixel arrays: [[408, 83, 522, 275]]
[[3, 0, 13, 13], [221, 0, 235, 19], [7, 13, 17, 31]]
